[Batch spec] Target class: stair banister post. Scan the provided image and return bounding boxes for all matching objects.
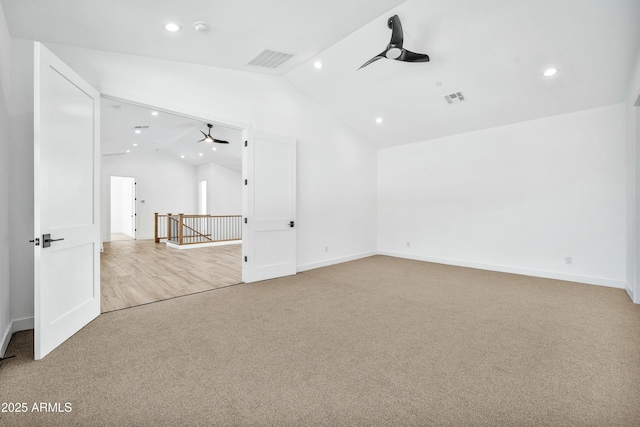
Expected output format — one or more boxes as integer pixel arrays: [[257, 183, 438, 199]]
[[179, 213, 184, 245], [154, 213, 159, 243]]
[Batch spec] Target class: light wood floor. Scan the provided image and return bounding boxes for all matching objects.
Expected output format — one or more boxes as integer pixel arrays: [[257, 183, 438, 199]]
[[110, 233, 134, 241], [100, 240, 242, 313]]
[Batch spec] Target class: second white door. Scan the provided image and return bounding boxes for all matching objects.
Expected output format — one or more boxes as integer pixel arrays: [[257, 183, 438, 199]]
[[242, 130, 296, 283]]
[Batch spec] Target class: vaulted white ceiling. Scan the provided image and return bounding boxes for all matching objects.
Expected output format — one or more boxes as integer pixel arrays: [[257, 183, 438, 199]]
[[2, 0, 640, 150], [285, 0, 640, 147], [101, 98, 243, 170], [0, 0, 406, 75]]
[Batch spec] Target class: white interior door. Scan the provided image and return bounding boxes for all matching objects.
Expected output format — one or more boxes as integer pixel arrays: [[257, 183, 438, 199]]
[[242, 130, 296, 283], [33, 42, 101, 360]]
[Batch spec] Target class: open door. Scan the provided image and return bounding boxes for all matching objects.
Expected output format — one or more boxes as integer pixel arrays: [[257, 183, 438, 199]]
[[33, 43, 101, 359], [242, 130, 296, 283]]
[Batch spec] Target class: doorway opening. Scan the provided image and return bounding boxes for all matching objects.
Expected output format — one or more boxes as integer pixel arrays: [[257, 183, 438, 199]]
[[32, 45, 296, 360], [110, 176, 136, 241], [100, 96, 245, 312], [198, 180, 207, 215]]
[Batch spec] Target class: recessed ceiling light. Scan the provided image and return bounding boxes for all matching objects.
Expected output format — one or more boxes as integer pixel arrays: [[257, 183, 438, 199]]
[[543, 67, 558, 77], [126, 150, 131, 153], [313, 61, 323, 69], [134, 129, 141, 134], [164, 23, 181, 32], [180, 155, 185, 159], [212, 147, 217, 151], [199, 153, 204, 157], [133, 143, 138, 147], [376, 117, 383, 124], [151, 111, 159, 116]]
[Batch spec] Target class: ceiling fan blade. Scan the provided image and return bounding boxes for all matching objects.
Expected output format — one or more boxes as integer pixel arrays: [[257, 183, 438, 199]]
[[397, 49, 430, 63], [196, 130, 209, 142], [358, 53, 386, 70], [212, 139, 230, 144], [387, 15, 404, 48]]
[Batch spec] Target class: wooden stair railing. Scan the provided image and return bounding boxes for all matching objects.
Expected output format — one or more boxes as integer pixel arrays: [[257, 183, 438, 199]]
[[155, 213, 242, 245]]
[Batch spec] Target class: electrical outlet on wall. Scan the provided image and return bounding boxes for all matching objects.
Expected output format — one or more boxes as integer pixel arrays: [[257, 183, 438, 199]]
[[406, 242, 411, 248], [325, 246, 328, 253], [565, 257, 573, 265]]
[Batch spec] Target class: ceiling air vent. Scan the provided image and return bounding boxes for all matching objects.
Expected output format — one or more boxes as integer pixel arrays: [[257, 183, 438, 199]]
[[133, 125, 149, 130], [444, 92, 465, 104], [102, 152, 127, 157], [247, 48, 295, 69]]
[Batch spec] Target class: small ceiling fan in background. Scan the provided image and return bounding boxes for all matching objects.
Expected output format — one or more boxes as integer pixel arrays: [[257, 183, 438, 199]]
[[359, 15, 430, 70], [197, 124, 229, 144]]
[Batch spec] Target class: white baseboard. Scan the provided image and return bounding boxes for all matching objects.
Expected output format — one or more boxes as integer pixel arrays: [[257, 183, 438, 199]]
[[626, 283, 636, 303], [12, 317, 34, 332], [166, 240, 242, 250], [378, 251, 626, 289], [1, 322, 11, 358], [104, 235, 155, 243], [1, 317, 34, 358], [297, 251, 377, 273]]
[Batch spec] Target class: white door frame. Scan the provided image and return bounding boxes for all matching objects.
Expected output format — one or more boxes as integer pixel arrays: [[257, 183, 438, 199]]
[[632, 99, 640, 304]]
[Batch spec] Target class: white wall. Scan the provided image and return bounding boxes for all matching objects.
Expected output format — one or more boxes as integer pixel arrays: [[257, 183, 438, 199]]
[[47, 44, 378, 271], [7, 41, 377, 323], [102, 153, 198, 241], [0, 3, 12, 356], [196, 163, 242, 216], [378, 104, 627, 288], [8, 39, 34, 330]]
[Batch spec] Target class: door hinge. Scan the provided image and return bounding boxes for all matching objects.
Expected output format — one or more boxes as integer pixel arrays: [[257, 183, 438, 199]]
[[244, 218, 247, 224], [244, 179, 247, 185], [244, 256, 247, 262], [244, 140, 248, 147]]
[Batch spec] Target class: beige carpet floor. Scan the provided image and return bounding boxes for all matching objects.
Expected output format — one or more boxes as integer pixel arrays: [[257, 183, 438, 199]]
[[1, 255, 639, 426]]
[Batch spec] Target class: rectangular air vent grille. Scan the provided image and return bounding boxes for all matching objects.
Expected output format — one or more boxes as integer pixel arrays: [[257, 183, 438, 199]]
[[247, 49, 295, 69], [133, 126, 149, 129], [102, 152, 127, 157], [444, 92, 465, 104]]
